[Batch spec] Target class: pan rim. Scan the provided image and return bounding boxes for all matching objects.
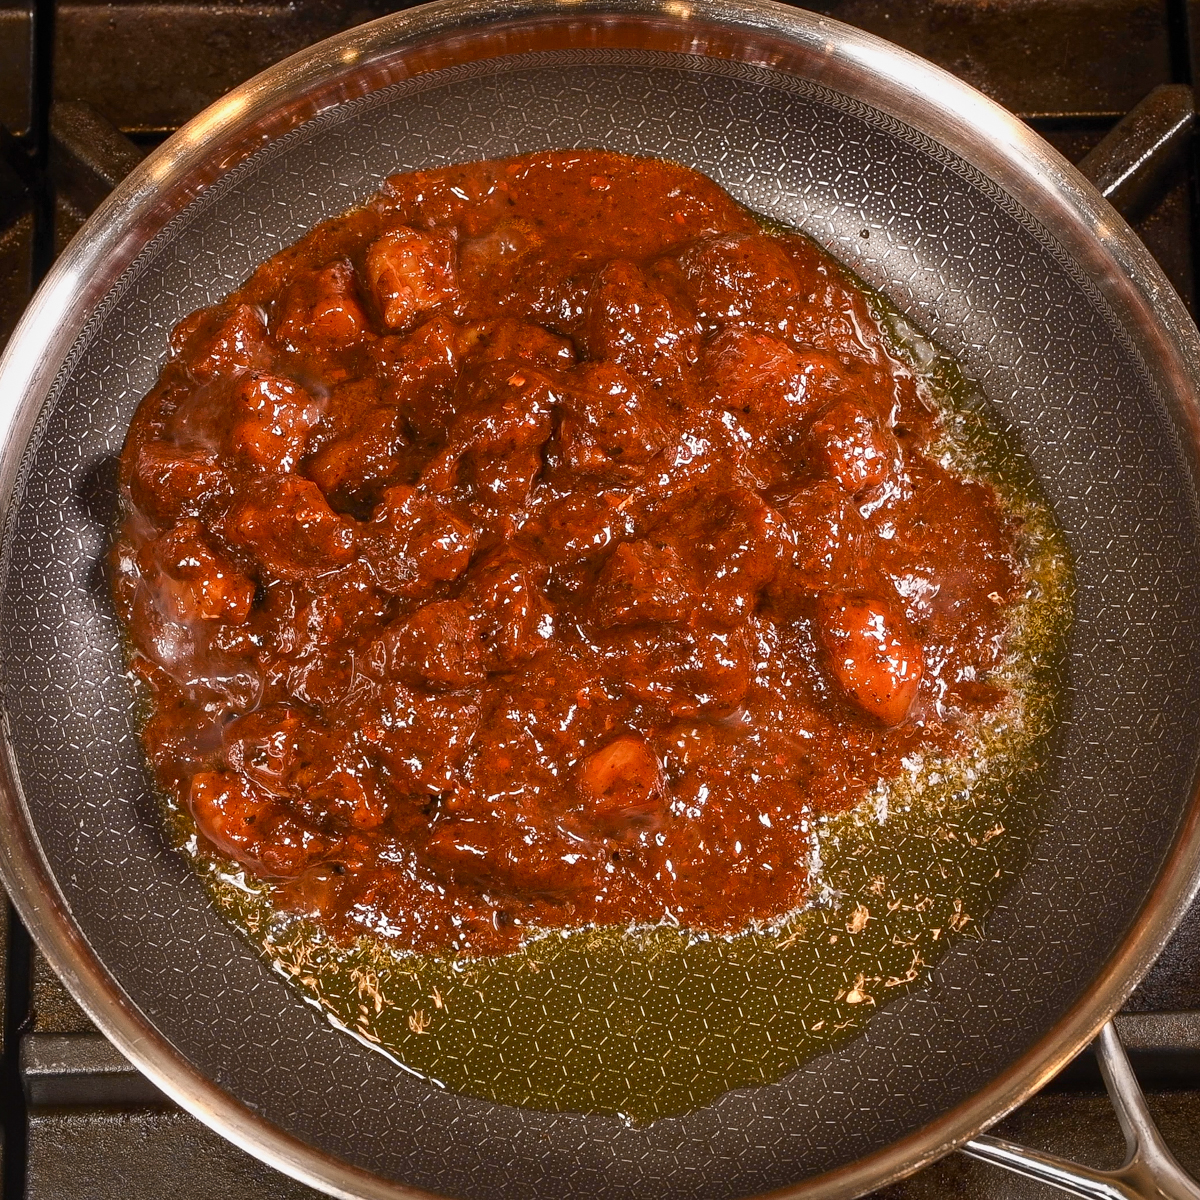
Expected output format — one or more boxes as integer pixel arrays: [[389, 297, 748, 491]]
[[1, 2, 1199, 1197]]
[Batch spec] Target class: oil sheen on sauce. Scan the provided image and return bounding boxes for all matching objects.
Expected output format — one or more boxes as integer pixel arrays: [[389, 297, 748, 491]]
[[114, 151, 1072, 1121]]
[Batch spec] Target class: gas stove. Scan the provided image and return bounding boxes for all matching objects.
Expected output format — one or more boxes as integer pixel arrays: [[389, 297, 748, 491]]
[[1, 2, 1199, 1197]]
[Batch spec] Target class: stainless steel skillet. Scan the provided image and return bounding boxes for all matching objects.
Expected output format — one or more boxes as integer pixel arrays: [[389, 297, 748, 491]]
[[1, 2, 1200, 1197]]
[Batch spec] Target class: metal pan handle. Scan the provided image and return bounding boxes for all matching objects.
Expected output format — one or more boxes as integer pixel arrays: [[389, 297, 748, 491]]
[[1077, 83, 1195, 219], [962, 1021, 1200, 1199]]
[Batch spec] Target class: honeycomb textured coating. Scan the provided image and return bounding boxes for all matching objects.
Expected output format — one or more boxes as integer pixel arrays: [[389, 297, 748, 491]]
[[2, 50, 1200, 1198]]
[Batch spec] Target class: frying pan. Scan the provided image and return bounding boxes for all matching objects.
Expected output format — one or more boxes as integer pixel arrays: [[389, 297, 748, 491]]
[[2, 1, 1200, 1197]]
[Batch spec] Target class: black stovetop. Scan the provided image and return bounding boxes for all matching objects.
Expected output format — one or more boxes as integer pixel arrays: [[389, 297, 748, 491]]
[[2, 2, 1200, 1197]]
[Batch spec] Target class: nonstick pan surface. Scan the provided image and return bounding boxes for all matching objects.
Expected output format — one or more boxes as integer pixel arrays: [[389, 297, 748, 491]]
[[2, 3, 1200, 1198]]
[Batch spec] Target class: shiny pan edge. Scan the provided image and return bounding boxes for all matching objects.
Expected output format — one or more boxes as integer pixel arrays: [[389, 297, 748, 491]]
[[0, 2, 1198, 1197]]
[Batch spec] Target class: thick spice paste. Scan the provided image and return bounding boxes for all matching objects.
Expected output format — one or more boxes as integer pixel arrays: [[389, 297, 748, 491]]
[[114, 151, 1022, 958]]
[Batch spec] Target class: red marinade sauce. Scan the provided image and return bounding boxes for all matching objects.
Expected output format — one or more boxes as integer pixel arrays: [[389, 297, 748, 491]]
[[113, 151, 1021, 956]]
